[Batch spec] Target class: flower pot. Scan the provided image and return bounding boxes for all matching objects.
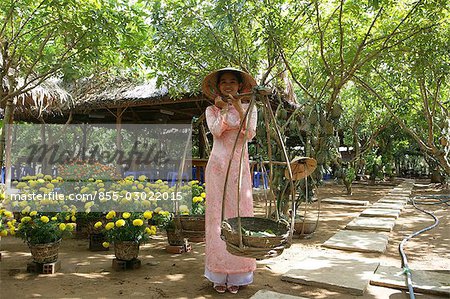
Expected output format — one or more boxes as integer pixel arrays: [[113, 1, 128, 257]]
[[28, 239, 62, 263], [178, 215, 205, 239], [166, 229, 185, 246], [114, 241, 140, 261], [293, 217, 318, 237]]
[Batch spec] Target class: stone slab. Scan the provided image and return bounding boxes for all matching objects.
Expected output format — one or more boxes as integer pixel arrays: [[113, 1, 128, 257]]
[[371, 202, 405, 210], [371, 266, 450, 297], [250, 290, 309, 299], [360, 208, 400, 218], [322, 197, 369, 206], [322, 230, 389, 253], [383, 195, 409, 200], [346, 217, 396, 232], [282, 255, 380, 295], [378, 199, 407, 205]]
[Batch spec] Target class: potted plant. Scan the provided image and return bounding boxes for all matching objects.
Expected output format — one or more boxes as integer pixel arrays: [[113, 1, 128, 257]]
[[16, 210, 74, 263], [177, 181, 206, 241], [153, 209, 184, 246], [95, 210, 156, 261]]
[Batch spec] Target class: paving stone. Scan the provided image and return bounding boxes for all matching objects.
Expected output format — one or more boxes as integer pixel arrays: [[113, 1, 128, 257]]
[[322, 230, 389, 253], [322, 197, 369, 206], [250, 290, 309, 299], [372, 202, 405, 210], [360, 208, 400, 218], [383, 195, 409, 199], [371, 266, 450, 297], [378, 199, 407, 205], [282, 255, 379, 295], [346, 217, 396, 232]]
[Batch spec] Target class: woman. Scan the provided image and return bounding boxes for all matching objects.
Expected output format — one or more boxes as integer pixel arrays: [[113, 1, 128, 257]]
[[202, 68, 257, 294]]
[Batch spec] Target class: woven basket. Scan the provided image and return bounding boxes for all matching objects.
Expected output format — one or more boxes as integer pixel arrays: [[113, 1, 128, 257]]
[[114, 241, 140, 261], [178, 215, 205, 238], [28, 239, 61, 263], [293, 218, 317, 236], [221, 217, 290, 259], [166, 229, 185, 246]]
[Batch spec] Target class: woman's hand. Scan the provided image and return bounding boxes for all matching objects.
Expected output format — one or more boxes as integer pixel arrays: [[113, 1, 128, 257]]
[[214, 96, 228, 109], [228, 94, 244, 120]]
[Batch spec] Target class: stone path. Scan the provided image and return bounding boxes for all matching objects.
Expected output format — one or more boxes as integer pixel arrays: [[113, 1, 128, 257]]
[[281, 181, 417, 295]]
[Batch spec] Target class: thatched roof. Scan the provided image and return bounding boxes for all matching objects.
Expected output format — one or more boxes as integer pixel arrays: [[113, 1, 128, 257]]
[[67, 77, 175, 112], [2, 76, 73, 120], [13, 75, 297, 124]]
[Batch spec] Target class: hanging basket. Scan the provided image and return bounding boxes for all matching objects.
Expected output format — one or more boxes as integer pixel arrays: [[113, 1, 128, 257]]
[[114, 241, 140, 261], [221, 217, 290, 260], [177, 215, 205, 238], [293, 217, 318, 237], [28, 239, 62, 263]]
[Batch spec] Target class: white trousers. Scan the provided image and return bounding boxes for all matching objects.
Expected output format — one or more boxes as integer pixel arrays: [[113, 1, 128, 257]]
[[205, 268, 253, 286]]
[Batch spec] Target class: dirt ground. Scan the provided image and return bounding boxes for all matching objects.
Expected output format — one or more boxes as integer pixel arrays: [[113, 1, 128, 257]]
[[1, 179, 449, 299]]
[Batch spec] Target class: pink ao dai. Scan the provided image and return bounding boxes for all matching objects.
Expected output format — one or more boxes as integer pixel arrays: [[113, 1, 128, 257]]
[[204, 103, 257, 274]]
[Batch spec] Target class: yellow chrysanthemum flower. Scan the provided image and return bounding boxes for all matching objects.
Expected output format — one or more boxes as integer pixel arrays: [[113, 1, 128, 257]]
[[105, 222, 115, 230], [30, 211, 38, 217], [154, 207, 162, 213], [59, 223, 66, 231], [21, 216, 32, 223], [201, 192, 206, 198], [115, 219, 126, 227], [132, 219, 143, 226], [8, 228, 15, 235], [71, 215, 76, 222], [122, 212, 131, 219], [102, 242, 110, 248], [143, 211, 153, 219], [40, 216, 50, 223], [3, 210, 13, 218], [51, 216, 58, 221], [66, 223, 75, 231], [106, 211, 116, 219], [94, 221, 103, 228], [0, 230, 8, 237]]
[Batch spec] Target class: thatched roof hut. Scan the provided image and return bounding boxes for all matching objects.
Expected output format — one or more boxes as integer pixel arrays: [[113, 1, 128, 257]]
[[13, 76, 209, 124]]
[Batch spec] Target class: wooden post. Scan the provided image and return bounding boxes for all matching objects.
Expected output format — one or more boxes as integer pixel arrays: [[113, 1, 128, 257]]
[[116, 108, 123, 175]]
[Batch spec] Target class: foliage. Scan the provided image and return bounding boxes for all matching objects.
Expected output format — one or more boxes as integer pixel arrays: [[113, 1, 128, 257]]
[[16, 211, 73, 244], [0, 208, 14, 237], [58, 161, 120, 181], [190, 180, 206, 215], [151, 209, 174, 230], [95, 210, 156, 245]]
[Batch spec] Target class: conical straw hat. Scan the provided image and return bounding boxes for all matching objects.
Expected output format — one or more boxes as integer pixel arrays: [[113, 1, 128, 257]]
[[285, 157, 317, 180], [201, 67, 257, 100]]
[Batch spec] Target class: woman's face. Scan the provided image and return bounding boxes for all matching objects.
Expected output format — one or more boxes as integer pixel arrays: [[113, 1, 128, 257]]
[[218, 73, 242, 97]]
